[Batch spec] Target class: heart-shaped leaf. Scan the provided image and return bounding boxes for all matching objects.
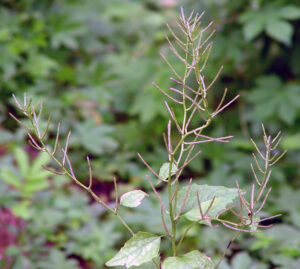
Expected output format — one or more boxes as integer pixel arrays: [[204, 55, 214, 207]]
[[106, 232, 161, 268], [120, 190, 148, 208], [159, 162, 178, 180], [176, 184, 240, 222]]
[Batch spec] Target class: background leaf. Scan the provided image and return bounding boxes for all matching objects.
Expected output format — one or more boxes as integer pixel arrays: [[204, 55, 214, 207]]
[[265, 20, 293, 45], [278, 6, 300, 20], [243, 20, 265, 41]]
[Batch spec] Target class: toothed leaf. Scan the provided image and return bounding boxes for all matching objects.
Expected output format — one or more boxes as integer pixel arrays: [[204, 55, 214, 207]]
[[176, 184, 240, 222], [106, 232, 161, 268], [162, 250, 214, 269]]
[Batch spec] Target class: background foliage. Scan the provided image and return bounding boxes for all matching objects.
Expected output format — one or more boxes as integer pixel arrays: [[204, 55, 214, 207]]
[[1, 0, 300, 268]]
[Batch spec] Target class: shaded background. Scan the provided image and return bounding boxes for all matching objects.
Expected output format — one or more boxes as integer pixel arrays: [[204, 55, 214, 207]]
[[1, 0, 300, 268]]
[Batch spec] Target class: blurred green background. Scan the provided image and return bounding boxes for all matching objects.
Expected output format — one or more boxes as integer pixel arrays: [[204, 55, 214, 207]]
[[1, 0, 300, 268]]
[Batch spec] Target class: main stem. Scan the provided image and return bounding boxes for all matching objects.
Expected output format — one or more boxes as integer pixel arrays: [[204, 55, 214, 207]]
[[167, 37, 190, 257], [168, 154, 177, 256]]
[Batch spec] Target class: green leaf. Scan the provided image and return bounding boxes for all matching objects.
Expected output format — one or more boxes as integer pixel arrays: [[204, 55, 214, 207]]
[[265, 20, 293, 45], [246, 76, 300, 124], [162, 250, 214, 269], [105, 232, 161, 268], [12, 201, 32, 220], [232, 252, 252, 269], [14, 147, 29, 175], [159, 162, 178, 180], [176, 184, 239, 221], [24, 53, 58, 77], [278, 6, 300, 20], [278, 101, 296, 125], [74, 121, 119, 155], [281, 133, 300, 150], [0, 168, 22, 189], [23, 180, 49, 194], [120, 190, 148, 208], [31, 151, 51, 174], [243, 20, 264, 41]]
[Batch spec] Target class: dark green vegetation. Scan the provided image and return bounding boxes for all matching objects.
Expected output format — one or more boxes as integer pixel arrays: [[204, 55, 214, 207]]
[[1, 0, 300, 268]]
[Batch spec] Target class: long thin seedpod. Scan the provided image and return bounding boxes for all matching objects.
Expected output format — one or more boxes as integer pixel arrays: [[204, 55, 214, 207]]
[[255, 187, 272, 215], [42, 165, 65, 175], [160, 52, 182, 80], [177, 149, 202, 173], [41, 115, 51, 140], [197, 191, 204, 219], [270, 150, 287, 166], [206, 65, 224, 91], [137, 152, 165, 182], [250, 184, 255, 214], [9, 113, 28, 128], [186, 87, 203, 111], [196, 27, 215, 52], [199, 43, 213, 72], [222, 223, 260, 233], [250, 138, 265, 160], [146, 175, 168, 213], [170, 77, 202, 95], [32, 111, 41, 138], [12, 94, 23, 111], [28, 139, 43, 151], [152, 82, 183, 104], [184, 135, 233, 144], [250, 163, 261, 186], [211, 94, 240, 117], [52, 122, 61, 155], [27, 132, 43, 151], [86, 156, 93, 189], [204, 196, 216, 216], [252, 153, 264, 173], [62, 131, 71, 166], [63, 149, 77, 179], [256, 170, 271, 202], [161, 206, 171, 237], [236, 180, 250, 212], [175, 178, 192, 219], [113, 176, 119, 213], [164, 32, 191, 55], [165, 35, 189, 65], [168, 87, 205, 111], [253, 214, 281, 224], [164, 101, 182, 133], [167, 120, 173, 154], [163, 132, 172, 160], [166, 23, 185, 46], [214, 88, 227, 112], [37, 102, 43, 123]]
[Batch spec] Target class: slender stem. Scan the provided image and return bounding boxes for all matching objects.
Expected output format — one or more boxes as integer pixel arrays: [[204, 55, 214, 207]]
[[215, 231, 240, 268], [28, 118, 135, 236], [176, 220, 200, 253]]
